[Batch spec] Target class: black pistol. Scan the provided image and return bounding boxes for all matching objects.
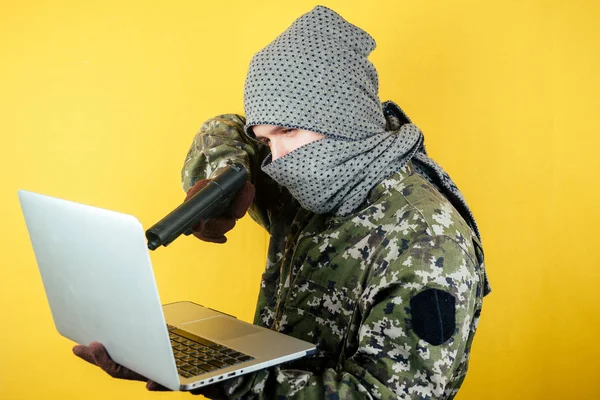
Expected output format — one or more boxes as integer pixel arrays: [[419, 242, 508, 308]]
[[146, 163, 248, 250]]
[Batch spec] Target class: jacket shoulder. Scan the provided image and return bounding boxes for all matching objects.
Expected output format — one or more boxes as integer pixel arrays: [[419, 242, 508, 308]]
[[388, 165, 475, 255]]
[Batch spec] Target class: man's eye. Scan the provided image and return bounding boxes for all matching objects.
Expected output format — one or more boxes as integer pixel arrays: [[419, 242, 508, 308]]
[[281, 128, 295, 134], [258, 137, 270, 145]]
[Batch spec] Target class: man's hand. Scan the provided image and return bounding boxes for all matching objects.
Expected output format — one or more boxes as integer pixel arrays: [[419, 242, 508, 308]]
[[72, 343, 227, 397], [185, 179, 255, 243], [72, 342, 168, 391]]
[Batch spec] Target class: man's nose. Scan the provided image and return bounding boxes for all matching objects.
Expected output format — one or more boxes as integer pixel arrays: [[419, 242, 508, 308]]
[[270, 140, 288, 161]]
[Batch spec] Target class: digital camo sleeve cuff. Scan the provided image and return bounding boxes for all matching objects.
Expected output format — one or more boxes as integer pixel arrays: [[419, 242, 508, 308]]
[[181, 114, 263, 192]]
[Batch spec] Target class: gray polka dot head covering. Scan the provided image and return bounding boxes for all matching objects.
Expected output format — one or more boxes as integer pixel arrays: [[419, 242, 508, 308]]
[[244, 5, 385, 140], [243, 5, 482, 242]]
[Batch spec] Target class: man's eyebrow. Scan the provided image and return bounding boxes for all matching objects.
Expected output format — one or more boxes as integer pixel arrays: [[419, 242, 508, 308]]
[[270, 126, 288, 133], [255, 125, 286, 137]]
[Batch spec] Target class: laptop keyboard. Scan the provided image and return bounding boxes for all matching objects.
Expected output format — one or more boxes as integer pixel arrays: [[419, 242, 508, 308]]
[[167, 324, 254, 378]]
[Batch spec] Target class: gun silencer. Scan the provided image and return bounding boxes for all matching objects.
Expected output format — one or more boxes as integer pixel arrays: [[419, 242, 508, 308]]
[[145, 163, 248, 250]]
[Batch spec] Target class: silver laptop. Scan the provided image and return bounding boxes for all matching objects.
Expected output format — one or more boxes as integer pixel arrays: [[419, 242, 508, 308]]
[[18, 190, 316, 391]]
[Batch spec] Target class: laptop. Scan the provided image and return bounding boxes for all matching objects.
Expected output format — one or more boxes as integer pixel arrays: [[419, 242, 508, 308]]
[[18, 189, 316, 391]]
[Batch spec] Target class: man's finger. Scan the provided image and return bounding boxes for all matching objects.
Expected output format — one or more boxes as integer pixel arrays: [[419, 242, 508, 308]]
[[106, 362, 148, 381], [74, 342, 147, 381], [203, 217, 236, 234], [193, 231, 227, 243], [185, 179, 210, 201], [88, 342, 113, 366], [231, 181, 255, 219], [146, 380, 171, 391], [72, 344, 96, 365]]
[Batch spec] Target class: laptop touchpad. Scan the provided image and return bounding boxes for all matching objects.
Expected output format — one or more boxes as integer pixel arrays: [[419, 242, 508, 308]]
[[183, 317, 259, 341]]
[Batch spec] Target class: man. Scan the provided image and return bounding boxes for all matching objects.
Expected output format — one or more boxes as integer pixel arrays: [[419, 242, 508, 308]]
[[74, 6, 490, 399]]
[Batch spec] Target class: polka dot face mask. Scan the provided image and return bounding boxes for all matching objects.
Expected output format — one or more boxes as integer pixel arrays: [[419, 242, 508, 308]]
[[261, 124, 422, 216]]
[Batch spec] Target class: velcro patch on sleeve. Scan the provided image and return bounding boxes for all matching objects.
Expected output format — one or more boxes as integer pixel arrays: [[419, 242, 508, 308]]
[[410, 288, 456, 346]]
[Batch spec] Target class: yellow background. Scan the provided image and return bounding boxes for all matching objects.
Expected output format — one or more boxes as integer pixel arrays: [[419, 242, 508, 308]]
[[2, 0, 599, 399]]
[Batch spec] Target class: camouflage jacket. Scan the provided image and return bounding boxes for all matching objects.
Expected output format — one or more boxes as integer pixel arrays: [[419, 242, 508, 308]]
[[181, 114, 487, 399]]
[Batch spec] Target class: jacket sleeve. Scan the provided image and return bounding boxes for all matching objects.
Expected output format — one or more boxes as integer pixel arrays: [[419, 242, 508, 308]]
[[203, 234, 480, 399], [180, 114, 294, 231]]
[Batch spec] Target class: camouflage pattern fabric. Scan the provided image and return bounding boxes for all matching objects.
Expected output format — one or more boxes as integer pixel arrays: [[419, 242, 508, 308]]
[[182, 114, 488, 399]]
